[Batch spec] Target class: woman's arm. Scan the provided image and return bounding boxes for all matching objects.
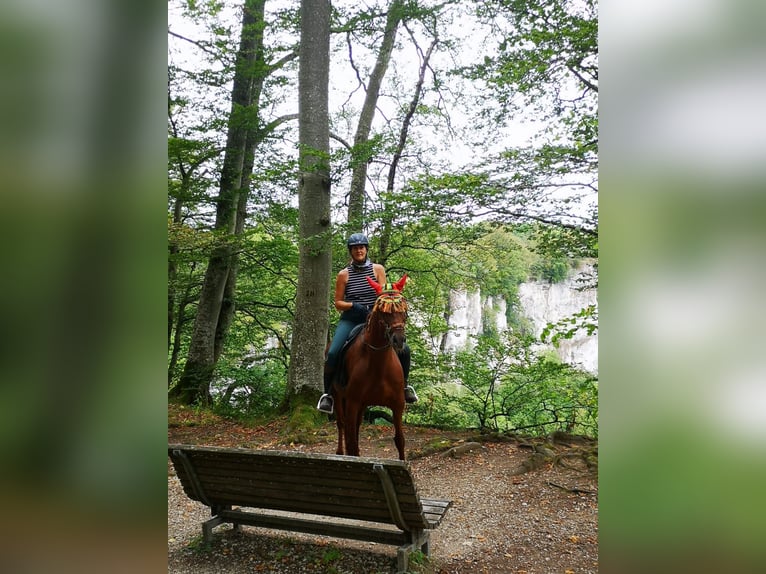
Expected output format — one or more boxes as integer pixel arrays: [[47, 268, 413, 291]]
[[373, 263, 387, 286], [334, 269, 352, 312]]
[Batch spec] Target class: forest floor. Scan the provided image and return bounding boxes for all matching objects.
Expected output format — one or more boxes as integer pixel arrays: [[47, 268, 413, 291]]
[[168, 404, 598, 573]]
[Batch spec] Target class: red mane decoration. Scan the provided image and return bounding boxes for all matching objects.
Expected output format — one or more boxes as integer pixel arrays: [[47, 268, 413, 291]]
[[367, 274, 409, 313], [366, 273, 408, 295]]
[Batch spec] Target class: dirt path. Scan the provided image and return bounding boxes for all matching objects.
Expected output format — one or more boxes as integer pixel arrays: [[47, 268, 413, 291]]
[[168, 406, 598, 573]]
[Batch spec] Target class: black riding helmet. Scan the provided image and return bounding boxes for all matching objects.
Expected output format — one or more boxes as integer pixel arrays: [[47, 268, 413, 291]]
[[347, 233, 370, 269], [347, 233, 369, 250]]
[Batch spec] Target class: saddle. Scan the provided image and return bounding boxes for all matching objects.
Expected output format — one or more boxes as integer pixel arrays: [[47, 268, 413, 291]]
[[333, 323, 365, 389]]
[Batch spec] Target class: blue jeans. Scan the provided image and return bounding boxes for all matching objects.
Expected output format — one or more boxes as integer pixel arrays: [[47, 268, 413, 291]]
[[325, 317, 361, 369]]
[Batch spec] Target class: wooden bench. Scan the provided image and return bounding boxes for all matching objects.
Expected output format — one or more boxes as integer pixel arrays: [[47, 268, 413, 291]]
[[168, 444, 452, 573]]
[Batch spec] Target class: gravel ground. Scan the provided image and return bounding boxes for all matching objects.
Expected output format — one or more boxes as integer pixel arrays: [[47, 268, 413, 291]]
[[168, 438, 598, 573]]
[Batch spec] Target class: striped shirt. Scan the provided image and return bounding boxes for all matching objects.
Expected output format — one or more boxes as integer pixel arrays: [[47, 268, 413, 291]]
[[345, 260, 377, 307]]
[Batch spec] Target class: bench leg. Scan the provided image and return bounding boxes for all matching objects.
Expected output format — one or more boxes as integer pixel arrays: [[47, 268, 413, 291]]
[[202, 516, 225, 543], [396, 531, 430, 573], [396, 545, 410, 574]]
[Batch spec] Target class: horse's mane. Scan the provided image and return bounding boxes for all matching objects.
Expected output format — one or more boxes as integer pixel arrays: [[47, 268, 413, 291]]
[[372, 291, 408, 314]]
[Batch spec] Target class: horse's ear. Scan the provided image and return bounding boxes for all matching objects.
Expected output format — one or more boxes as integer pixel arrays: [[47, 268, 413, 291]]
[[393, 274, 408, 292], [366, 276, 383, 295]]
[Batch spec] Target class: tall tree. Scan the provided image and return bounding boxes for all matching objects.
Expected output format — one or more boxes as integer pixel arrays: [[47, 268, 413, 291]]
[[285, 0, 332, 405], [345, 0, 405, 231], [171, 0, 267, 405], [378, 22, 438, 262]]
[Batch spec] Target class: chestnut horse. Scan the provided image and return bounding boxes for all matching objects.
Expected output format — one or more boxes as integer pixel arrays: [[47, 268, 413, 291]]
[[332, 274, 409, 460]]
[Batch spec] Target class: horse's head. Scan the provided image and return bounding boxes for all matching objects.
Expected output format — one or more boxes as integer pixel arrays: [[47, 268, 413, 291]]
[[366, 275, 409, 351]]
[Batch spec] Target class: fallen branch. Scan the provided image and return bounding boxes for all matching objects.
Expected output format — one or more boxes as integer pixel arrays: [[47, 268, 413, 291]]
[[547, 481, 596, 495]]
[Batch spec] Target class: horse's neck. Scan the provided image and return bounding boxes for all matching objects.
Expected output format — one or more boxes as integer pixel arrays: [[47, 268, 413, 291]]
[[364, 313, 389, 349]]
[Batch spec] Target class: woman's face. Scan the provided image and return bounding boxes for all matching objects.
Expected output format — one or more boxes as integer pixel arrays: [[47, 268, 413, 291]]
[[350, 245, 367, 263]]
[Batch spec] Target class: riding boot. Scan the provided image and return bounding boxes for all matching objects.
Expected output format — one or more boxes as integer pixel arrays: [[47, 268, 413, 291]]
[[316, 365, 335, 414], [397, 345, 418, 404]]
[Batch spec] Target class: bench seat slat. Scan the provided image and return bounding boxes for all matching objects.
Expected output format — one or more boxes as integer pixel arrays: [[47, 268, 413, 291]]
[[194, 475, 412, 502], [196, 483, 420, 511], [184, 489, 431, 526], [187, 498, 425, 523], [217, 508, 408, 546], [174, 473, 428, 525], [179, 457, 419, 488], [420, 498, 452, 527], [188, 466, 418, 493]]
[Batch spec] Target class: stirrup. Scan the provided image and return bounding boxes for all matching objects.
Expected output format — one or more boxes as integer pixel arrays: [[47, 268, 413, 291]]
[[404, 385, 418, 403], [317, 394, 334, 414]]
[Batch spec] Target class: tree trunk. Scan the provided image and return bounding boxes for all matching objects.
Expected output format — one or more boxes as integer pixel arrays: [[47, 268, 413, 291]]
[[213, 22, 273, 362], [171, 0, 265, 405], [168, 282, 194, 385], [379, 32, 437, 262], [346, 0, 404, 231], [214, 136, 252, 362], [168, 189, 184, 348], [286, 0, 332, 407]]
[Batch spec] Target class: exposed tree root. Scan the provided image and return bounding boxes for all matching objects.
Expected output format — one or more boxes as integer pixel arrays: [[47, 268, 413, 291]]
[[441, 442, 485, 458], [547, 480, 596, 494]]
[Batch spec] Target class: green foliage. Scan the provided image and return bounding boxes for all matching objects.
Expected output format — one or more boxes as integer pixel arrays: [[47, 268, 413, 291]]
[[407, 385, 473, 429], [186, 534, 213, 554], [321, 547, 343, 564], [529, 256, 569, 283], [451, 0, 598, 249], [168, 0, 598, 427], [541, 303, 598, 345], [532, 221, 598, 263], [405, 549, 430, 572], [419, 332, 598, 437], [467, 225, 534, 296], [471, 0, 597, 116], [210, 356, 286, 417]]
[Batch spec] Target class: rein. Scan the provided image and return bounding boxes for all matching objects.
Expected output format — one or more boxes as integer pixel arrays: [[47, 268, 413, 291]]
[[364, 337, 391, 351]]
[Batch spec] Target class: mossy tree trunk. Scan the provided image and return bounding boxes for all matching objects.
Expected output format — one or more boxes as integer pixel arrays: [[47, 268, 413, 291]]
[[285, 0, 332, 410], [171, 0, 267, 405]]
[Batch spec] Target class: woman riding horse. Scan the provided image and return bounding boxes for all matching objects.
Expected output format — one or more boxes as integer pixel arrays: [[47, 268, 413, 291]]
[[333, 275, 410, 459], [317, 233, 418, 414]]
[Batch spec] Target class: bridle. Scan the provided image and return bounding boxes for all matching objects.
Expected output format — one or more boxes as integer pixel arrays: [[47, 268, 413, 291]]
[[364, 297, 408, 352]]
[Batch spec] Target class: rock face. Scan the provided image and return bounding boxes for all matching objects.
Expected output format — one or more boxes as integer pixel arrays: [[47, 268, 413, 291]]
[[442, 290, 483, 352], [517, 263, 598, 374], [444, 263, 598, 375]]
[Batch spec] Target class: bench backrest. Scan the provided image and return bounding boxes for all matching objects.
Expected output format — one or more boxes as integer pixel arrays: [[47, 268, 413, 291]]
[[168, 444, 435, 530]]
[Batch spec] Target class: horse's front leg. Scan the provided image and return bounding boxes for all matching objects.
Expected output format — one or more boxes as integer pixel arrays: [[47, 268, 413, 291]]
[[354, 407, 365, 455], [344, 403, 361, 457]]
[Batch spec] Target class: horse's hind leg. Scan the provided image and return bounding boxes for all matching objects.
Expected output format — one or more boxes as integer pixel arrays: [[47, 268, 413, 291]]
[[355, 408, 365, 440], [392, 406, 405, 460], [334, 394, 344, 455], [335, 421, 344, 455]]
